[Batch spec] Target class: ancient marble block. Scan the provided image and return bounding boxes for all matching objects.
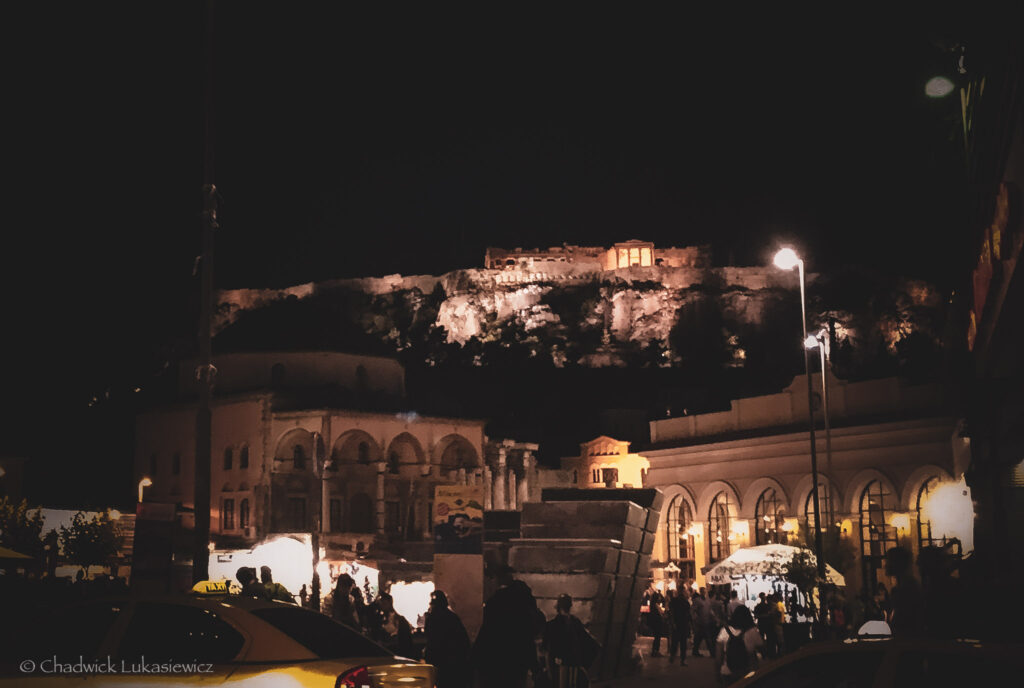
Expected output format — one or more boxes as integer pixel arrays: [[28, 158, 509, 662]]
[[519, 572, 615, 601], [643, 506, 662, 533], [508, 540, 621, 574], [636, 553, 651, 576], [638, 529, 656, 556], [521, 500, 646, 531], [616, 549, 639, 576], [619, 525, 643, 552]]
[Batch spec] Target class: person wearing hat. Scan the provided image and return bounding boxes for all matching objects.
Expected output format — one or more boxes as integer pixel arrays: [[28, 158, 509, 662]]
[[542, 593, 601, 688]]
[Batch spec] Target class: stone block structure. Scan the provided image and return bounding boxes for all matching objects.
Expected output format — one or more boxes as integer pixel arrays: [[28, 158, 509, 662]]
[[508, 488, 664, 680]]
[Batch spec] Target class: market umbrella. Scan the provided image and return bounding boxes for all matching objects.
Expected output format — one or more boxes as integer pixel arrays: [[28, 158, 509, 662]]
[[703, 544, 845, 586]]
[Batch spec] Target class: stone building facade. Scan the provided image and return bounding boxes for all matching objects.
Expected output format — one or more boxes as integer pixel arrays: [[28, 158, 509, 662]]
[[134, 351, 539, 570], [640, 374, 972, 594], [561, 436, 651, 489]]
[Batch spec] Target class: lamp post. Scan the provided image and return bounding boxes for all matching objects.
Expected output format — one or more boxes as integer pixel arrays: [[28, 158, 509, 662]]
[[311, 432, 330, 611], [773, 248, 827, 582], [805, 329, 833, 480], [137, 477, 153, 504]]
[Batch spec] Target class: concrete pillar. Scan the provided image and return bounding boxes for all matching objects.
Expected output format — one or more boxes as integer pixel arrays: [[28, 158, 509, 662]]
[[457, 467, 467, 485], [508, 471, 517, 511], [375, 462, 386, 535], [519, 452, 534, 505], [483, 466, 493, 510]]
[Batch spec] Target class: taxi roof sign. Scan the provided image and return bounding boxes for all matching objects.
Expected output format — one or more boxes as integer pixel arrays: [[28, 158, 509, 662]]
[[191, 579, 239, 595]]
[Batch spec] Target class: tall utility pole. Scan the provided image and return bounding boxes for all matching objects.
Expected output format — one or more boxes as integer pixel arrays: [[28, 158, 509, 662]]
[[193, 0, 217, 584]]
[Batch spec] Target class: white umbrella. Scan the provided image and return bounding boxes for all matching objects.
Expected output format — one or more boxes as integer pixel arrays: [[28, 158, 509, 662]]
[[703, 544, 846, 586]]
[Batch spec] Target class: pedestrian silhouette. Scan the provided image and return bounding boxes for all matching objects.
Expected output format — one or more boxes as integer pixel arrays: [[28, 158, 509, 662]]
[[236, 566, 271, 601], [424, 589, 471, 688], [542, 593, 600, 688], [331, 573, 360, 629], [472, 565, 541, 688]]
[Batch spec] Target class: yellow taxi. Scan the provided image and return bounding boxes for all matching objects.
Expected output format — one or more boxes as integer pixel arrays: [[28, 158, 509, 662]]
[[2, 580, 436, 687]]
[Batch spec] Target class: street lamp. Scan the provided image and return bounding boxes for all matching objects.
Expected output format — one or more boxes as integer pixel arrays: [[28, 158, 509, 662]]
[[773, 248, 827, 582], [138, 477, 153, 504], [804, 329, 834, 480]]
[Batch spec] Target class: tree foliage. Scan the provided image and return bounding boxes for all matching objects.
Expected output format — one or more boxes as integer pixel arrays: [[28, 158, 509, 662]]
[[0, 497, 46, 561], [58, 511, 122, 575]]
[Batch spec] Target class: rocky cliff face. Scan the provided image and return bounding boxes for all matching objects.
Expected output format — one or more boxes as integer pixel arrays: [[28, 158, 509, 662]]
[[214, 263, 946, 382]]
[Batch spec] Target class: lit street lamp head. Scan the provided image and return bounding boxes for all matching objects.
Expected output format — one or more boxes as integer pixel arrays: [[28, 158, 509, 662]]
[[138, 476, 153, 503], [804, 334, 821, 350], [773, 247, 801, 271]]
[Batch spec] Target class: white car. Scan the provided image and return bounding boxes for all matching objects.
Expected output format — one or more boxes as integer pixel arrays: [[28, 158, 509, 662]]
[[2, 593, 435, 687]]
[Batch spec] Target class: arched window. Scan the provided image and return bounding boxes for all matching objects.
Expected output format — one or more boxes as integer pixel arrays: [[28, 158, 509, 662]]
[[708, 491, 734, 564], [755, 489, 787, 545], [666, 496, 695, 564], [292, 445, 305, 470], [388, 452, 400, 474], [239, 499, 250, 530], [804, 482, 834, 533], [917, 476, 950, 550], [223, 447, 233, 470], [222, 499, 235, 531], [239, 445, 249, 469], [357, 442, 370, 464], [860, 480, 897, 590]]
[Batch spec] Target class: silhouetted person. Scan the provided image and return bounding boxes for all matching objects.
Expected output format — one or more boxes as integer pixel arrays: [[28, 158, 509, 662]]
[[885, 546, 925, 637], [647, 589, 667, 657], [715, 605, 763, 686], [367, 591, 414, 658], [668, 586, 692, 665], [299, 583, 308, 607], [236, 566, 271, 601], [472, 565, 541, 688], [727, 589, 742, 616], [691, 588, 715, 657], [543, 593, 599, 688], [260, 565, 295, 603], [331, 573, 360, 629], [424, 590, 471, 688]]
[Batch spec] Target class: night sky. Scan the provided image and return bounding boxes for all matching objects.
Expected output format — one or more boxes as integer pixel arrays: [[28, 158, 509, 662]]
[[3, 5, 996, 507]]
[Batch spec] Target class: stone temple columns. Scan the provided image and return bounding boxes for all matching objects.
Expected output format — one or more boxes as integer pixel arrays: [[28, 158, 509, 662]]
[[494, 448, 507, 510], [375, 461, 386, 535]]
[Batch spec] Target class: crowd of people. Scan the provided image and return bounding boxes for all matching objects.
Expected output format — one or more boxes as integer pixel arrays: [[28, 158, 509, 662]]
[[321, 563, 598, 688]]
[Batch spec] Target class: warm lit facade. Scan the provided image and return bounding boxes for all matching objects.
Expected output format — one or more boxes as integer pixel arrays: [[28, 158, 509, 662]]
[[641, 374, 972, 594], [561, 436, 651, 489], [484, 241, 710, 271], [134, 352, 539, 571]]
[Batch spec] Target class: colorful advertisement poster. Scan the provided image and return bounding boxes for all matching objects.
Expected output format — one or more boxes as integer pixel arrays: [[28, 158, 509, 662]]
[[433, 485, 484, 554]]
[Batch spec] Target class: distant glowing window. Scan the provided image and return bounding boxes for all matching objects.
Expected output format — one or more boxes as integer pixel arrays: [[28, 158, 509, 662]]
[[640, 247, 652, 266], [917, 476, 952, 550], [239, 499, 250, 529], [592, 469, 601, 484], [708, 491, 734, 563], [618, 249, 629, 267], [860, 481, 897, 587], [239, 446, 249, 469], [629, 248, 641, 266], [667, 496, 695, 561], [755, 489, 787, 545], [222, 499, 235, 531], [223, 447, 233, 470], [804, 482, 833, 532]]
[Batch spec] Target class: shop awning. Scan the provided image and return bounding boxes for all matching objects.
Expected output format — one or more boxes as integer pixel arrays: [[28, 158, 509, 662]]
[[703, 544, 845, 586]]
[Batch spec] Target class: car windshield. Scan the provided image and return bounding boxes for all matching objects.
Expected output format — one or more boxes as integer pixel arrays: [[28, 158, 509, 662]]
[[250, 607, 392, 659]]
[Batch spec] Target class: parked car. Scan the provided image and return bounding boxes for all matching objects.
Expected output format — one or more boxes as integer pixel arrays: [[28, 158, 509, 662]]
[[1, 589, 435, 687], [731, 636, 1018, 688]]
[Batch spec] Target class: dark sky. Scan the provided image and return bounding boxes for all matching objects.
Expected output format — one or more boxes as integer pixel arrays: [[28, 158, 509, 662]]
[[3, 5, 990, 505]]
